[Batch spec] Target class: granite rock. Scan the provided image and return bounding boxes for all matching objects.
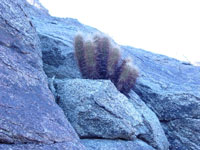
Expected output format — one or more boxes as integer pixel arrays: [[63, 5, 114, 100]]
[[0, 0, 85, 149], [55, 79, 169, 150]]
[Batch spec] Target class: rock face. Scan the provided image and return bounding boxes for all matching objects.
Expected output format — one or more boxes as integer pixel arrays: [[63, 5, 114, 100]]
[[30, 9, 200, 149], [0, 142, 86, 150], [27, 3, 200, 149], [40, 35, 81, 79], [26, 0, 49, 14], [55, 79, 144, 140], [128, 91, 169, 150], [0, 0, 85, 149], [81, 139, 156, 150], [29, 12, 99, 79], [55, 79, 169, 150], [30, 11, 200, 149], [1, 0, 200, 149], [122, 46, 200, 150]]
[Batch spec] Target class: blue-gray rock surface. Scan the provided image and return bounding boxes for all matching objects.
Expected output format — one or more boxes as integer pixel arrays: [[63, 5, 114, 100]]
[[26, 0, 49, 14], [81, 139, 156, 150], [122, 46, 200, 150], [0, 142, 86, 150], [55, 79, 144, 140], [0, 0, 85, 149], [128, 91, 169, 150], [28, 10, 99, 79], [55, 79, 169, 150]]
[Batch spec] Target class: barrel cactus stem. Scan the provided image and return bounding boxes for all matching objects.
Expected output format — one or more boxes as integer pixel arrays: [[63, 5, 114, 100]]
[[116, 58, 139, 94], [74, 34, 87, 78]]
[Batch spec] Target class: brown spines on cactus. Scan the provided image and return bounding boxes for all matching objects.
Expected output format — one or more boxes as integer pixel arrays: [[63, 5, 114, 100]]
[[74, 34, 87, 78], [84, 40, 99, 79], [74, 34, 139, 94], [107, 47, 121, 81], [94, 36, 111, 79], [116, 58, 139, 94]]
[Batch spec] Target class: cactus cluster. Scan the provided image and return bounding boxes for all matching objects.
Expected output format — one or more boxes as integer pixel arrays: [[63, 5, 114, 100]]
[[74, 34, 139, 94]]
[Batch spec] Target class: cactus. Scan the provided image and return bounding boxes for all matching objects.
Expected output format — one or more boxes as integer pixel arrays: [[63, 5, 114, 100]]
[[84, 40, 99, 79], [107, 47, 121, 80], [74, 34, 139, 94], [74, 34, 87, 78], [116, 58, 139, 94], [94, 36, 111, 79]]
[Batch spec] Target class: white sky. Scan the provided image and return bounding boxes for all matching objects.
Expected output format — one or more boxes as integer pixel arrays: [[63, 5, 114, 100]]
[[39, 0, 200, 63]]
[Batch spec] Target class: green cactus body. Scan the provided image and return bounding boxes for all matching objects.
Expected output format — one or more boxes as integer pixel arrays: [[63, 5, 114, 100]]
[[84, 40, 99, 79], [74, 35, 87, 78], [116, 58, 139, 94]]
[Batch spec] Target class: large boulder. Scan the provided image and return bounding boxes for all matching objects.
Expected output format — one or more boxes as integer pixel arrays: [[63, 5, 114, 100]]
[[28, 11, 99, 79], [122, 46, 200, 150], [128, 91, 169, 150], [55, 79, 169, 150], [81, 139, 155, 150], [0, 0, 85, 149], [55, 79, 144, 140], [39, 35, 81, 79]]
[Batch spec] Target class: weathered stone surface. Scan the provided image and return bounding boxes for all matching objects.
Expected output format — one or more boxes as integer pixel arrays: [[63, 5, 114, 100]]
[[122, 46, 200, 150], [29, 11, 100, 79], [0, 141, 86, 150], [55, 79, 144, 140], [55, 79, 169, 150], [0, 0, 85, 149], [162, 118, 200, 150], [39, 35, 81, 79], [26, 0, 49, 15], [81, 139, 155, 150], [128, 91, 169, 150]]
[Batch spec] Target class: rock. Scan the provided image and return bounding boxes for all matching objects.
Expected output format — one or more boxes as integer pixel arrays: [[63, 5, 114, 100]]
[[81, 139, 155, 150], [55, 79, 169, 150], [39, 35, 81, 79], [26, 0, 49, 15], [28, 11, 100, 79], [162, 118, 200, 150], [27, 0, 200, 149], [0, 141, 86, 150], [0, 0, 85, 149], [122, 46, 200, 150], [55, 79, 144, 140], [128, 91, 169, 150]]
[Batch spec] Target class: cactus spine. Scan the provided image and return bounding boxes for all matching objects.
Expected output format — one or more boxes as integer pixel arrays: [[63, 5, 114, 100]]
[[116, 58, 139, 94], [107, 47, 121, 80], [74, 34, 87, 78], [94, 36, 111, 79], [84, 40, 99, 79], [74, 34, 139, 94]]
